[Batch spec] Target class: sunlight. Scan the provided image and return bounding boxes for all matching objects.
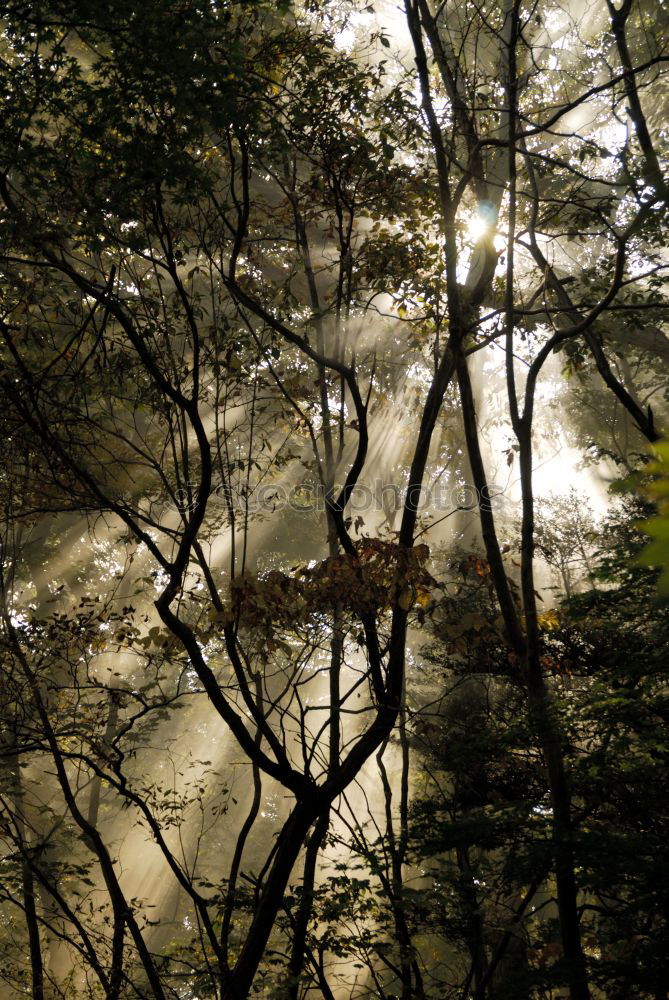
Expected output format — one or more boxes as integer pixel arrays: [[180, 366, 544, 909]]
[[467, 215, 490, 240], [2, 0, 666, 995], [465, 198, 500, 244], [466, 212, 491, 242]]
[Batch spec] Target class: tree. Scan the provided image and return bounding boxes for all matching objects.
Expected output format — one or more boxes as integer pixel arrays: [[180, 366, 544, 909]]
[[1, 0, 668, 997]]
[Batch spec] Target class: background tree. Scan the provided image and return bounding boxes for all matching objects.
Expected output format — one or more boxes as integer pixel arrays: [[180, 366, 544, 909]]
[[1, 0, 668, 998]]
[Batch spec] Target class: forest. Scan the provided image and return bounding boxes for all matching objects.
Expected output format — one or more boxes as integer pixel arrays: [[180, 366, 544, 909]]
[[0, 0, 668, 997]]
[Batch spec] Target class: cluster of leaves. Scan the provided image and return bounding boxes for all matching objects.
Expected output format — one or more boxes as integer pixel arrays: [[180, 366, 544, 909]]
[[225, 539, 435, 629], [639, 439, 669, 592], [379, 495, 669, 998], [552, 496, 669, 997]]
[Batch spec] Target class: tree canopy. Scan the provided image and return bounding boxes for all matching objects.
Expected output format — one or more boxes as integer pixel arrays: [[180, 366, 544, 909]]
[[1, 0, 668, 998]]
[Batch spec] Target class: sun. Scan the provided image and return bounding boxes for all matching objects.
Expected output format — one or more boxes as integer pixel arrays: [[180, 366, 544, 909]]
[[466, 213, 492, 241]]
